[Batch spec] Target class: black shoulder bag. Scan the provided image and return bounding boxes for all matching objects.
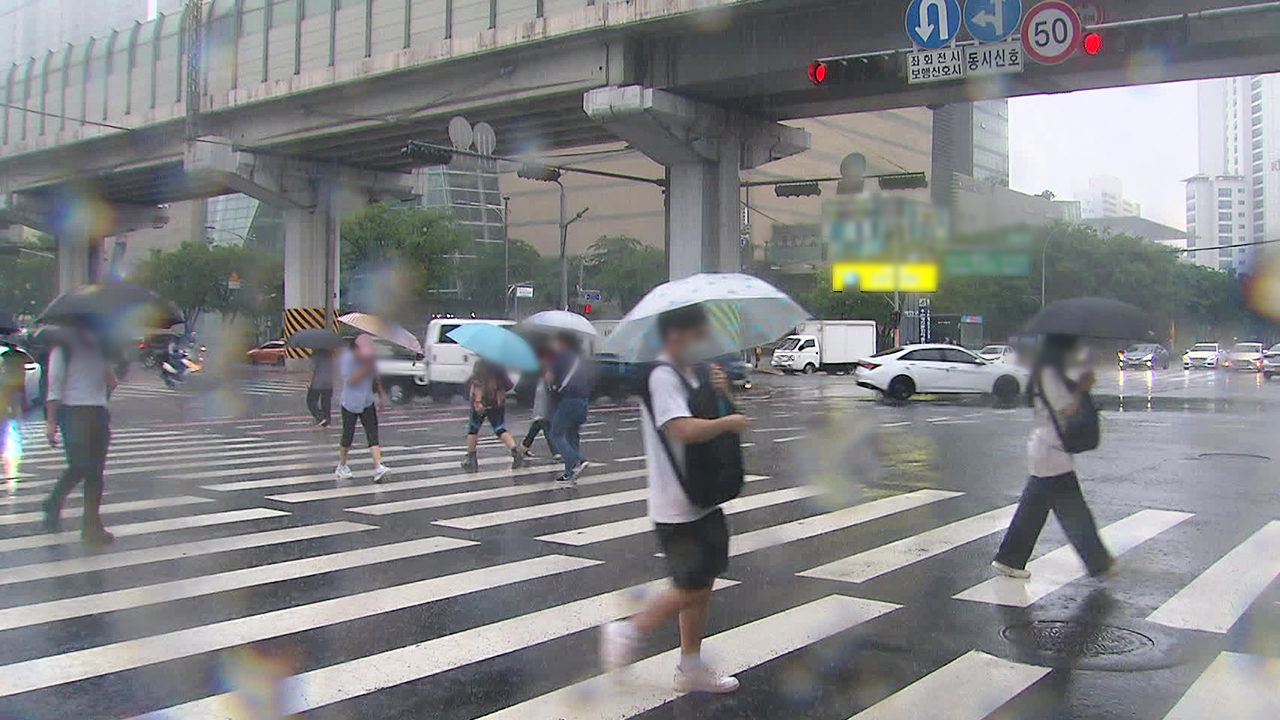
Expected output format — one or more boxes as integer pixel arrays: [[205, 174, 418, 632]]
[[639, 362, 745, 508], [1038, 369, 1100, 454]]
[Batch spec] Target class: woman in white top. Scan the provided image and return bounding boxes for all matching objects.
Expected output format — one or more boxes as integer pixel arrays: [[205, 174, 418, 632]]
[[41, 322, 117, 546], [991, 333, 1114, 579]]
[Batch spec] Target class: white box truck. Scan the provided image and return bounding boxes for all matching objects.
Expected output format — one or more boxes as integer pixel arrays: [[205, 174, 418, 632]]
[[770, 320, 877, 375]]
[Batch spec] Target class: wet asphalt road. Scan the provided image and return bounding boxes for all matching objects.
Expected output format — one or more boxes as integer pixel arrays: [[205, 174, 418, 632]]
[[1, 366, 1278, 719]]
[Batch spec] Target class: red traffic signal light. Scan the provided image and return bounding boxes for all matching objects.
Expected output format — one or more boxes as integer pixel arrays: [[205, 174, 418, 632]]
[[808, 61, 828, 85], [583, 304, 592, 314], [1083, 32, 1102, 55]]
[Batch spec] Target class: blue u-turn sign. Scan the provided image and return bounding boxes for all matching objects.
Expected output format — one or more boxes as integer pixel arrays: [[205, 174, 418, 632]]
[[964, 0, 1023, 42], [905, 0, 963, 50]]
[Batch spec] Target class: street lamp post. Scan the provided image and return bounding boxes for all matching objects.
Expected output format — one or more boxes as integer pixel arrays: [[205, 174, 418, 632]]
[[553, 180, 589, 310], [503, 194, 511, 317]]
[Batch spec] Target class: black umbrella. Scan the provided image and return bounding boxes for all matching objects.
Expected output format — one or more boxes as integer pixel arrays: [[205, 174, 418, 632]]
[[287, 328, 343, 350], [37, 282, 182, 329], [0, 310, 16, 335], [1025, 297, 1155, 340]]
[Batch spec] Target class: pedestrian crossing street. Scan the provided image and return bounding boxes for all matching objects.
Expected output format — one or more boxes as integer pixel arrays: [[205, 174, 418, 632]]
[[1, 423, 1278, 718], [110, 374, 312, 400]]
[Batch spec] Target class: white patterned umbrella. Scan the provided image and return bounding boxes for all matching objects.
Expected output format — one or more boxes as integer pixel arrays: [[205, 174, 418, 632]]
[[522, 310, 599, 337], [601, 273, 808, 361]]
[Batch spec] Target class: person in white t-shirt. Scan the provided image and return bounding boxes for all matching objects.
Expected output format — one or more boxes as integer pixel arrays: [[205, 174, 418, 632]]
[[991, 333, 1114, 579], [600, 303, 748, 694]]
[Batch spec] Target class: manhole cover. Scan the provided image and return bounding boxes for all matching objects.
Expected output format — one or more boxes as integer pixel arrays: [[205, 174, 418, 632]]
[[1001, 621, 1154, 658], [1198, 452, 1271, 461]]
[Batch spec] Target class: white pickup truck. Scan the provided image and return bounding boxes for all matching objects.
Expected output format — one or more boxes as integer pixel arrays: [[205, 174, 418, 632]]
[[421, 318, 523, 402], [372, 338, 428, 404]]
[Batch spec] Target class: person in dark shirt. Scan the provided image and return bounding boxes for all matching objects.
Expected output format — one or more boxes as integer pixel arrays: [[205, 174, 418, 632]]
[[307, 349, 334, 427], [548, 332, 590, 481]]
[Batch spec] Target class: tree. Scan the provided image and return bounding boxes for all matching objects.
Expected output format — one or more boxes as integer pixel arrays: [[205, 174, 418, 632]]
[[131, 241, 284, 332], [0, 234, 56, 319], [582, 236, 666, 313], [341, 204, 471, 309], [458, 239, 560, 315], [131, 242, 222, 330]]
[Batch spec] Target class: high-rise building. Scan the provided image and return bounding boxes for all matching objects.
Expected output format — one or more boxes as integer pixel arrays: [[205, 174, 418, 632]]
[[931, 99, 1011, 208], [1191, 74, 1279, 274], [1184, 174, 1249, 272], [1075, 175, 1141, 219]]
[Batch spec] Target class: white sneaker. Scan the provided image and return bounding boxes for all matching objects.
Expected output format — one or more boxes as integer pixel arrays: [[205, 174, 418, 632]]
[[600, 621, 640, 673], [334, 464, 353, 480], [572, 460, 589, 478], [372, 465, 390, 483], [674, 664, 740, 694], [991, 560, 1031, 579]]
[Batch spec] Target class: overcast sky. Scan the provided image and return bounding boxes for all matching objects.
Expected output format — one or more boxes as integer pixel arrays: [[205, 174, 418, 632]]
[[1009, 80, 1200, 230]]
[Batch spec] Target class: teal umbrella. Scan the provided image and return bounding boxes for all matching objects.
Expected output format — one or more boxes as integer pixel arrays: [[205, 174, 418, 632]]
[[446, 323, 539, 372]]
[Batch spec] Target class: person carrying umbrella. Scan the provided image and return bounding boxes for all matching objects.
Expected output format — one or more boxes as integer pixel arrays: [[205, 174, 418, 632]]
[[518, 347, 560, 462], [548, 331, 591, 482], [459, 359, 525, 472], [334, 335, 389, 483], [307, 349, 335, 427]]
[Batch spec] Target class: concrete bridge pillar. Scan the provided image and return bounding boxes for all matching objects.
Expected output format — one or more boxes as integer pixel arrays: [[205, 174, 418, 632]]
[[584, 86, 809, 279]]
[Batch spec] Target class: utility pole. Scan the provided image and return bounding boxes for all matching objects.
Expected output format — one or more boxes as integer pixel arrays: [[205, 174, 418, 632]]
[[503, 194, 511, 318]]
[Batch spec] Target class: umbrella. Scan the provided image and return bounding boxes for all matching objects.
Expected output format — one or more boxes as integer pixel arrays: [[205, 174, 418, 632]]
[[445, 323, 539, 372], [0, 310, 17, 335], [522, 310, 599, 337], [37, 282, 182, 329], [337, 312, 421, 354], [1024, 297, 1155, 340], [287, 328, 344, 350], [601, 273, 808, 362]]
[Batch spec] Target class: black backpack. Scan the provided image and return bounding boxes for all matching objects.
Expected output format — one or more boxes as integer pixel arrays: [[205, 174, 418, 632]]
[[1038, 369, 1100, 454], [639, 361, 745, 508]]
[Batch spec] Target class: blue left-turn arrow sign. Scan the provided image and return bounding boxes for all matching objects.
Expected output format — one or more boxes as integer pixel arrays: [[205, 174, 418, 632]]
[[964, 0, 1023, 42], [906, 0, 962, 50]]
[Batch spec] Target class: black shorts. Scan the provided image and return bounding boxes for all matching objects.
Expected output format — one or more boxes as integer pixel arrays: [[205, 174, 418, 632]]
[[654, 508, 729, 590], [340, 405, 379, 447]]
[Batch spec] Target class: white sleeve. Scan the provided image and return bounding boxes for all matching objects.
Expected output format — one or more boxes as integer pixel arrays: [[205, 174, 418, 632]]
[[649, 366, 692, 430], [46, 346, 66, 402]]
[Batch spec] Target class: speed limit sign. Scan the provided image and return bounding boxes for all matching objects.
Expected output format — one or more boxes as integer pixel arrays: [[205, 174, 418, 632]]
[[1021, 0, 1081, 64]]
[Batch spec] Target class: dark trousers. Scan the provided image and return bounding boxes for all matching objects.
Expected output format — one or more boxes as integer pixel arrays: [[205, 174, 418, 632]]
[[45, 405, 111, 530], [340, 404, 379, 448], [551, 397, 588, 474], [306, 387, 332, 423], [521, 418, 555, 453], [995, 471, 1113, 576]]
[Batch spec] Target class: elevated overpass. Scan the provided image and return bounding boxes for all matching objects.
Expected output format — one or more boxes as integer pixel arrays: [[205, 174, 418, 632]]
[[3, 0, 1279, 324]]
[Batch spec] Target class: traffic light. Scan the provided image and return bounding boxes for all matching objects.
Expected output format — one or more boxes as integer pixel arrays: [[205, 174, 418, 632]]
[[1082, 31, 1102, 56], [400, 141, 453, 165], [1083, 19, 1190, 58], [517, 164, 563, 183], [807, 55, 900, 85], [774, 182, 821, 198], [583, 304, 592, 315]]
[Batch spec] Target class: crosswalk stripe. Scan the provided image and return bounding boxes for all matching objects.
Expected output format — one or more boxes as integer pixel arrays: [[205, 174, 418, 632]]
[[1147, 521, 1280, 633], [76, 440, 312, 466], [349, 469, 652, 516], [164, 449, 466, 481], [266, 462, 595, 503], [0, 521, 373, 587], [798, 505, 1018, 583], [478, 594, 901, 720], [0, 508, 289, 554], [0, 537, 477, 631], [19, 436, 242, 460], [536, 485, 822, 546], [1162, 652, 1280, 719], [953, 509, 1193, 607], [0, 554, 598, 698], [729, 489, 964, 557], [0, 495, 214, 525], [435, 476, 770, 530], [847, 650, 1050, 719], [204, 456, 515, 493], [134, 578, 738, 720]]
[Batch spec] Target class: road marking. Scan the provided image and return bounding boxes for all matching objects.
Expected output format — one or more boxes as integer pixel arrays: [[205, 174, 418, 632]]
[[19, 436, 264, 461], [34, 440, 312, 466], [1147, 521, 1280, 633], [165, 449, 467, 481], [1162, 652, 1280, 719], [799, 505, 1018, 583], [0, 537, 476, 631], [134, 579, 737, 719], [772, 435, 805, 443], [265, 462, 596, 503], [612, 455, 646, 462], [204, 455, 513, 492], [348, 470, 651, 516], [753, 426, 805, 433], [730, 490, 963, 556], [0, 554, 597, 698], [477, 595, 900, 720], [437, 475, 770, 530], [537, 485, 820, 546], [581, 437, 615, 442], [0, 521, 373, 587], [880, 421, 912, 428], [582, 422, 606, 427], [848, 650, 1050, 719], [925, 416, 953, 423], [954, 509, 1193, 607], [0, 508, 288, 554], [929, 419, 980, 425], [0, 495, 214, 526]]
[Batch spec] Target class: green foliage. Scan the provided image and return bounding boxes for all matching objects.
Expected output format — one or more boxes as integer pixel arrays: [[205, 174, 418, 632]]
[[582, 236, 666, 313], [340, 204, 471, 300], [0, 235, 56, 318], [458, 239, 561, 314], [131, 241, 283, 330]]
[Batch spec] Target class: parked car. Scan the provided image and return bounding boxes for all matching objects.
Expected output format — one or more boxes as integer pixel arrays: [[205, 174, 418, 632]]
[[976, 344, 1016, 364], [853, 343, 1028, 402], [372, 338, 428, 404], [1263, 344, 1280, 380], [246, 339, 287, 365], [1119, 343, 1170, 370], [0, 342, 40, 410], [1223, 342, 1265, 372], [1182, 342, 1223, 370]]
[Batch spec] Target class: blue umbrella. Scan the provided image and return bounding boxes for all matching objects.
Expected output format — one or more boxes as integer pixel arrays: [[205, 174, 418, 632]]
[[445, 323, 539, 372]]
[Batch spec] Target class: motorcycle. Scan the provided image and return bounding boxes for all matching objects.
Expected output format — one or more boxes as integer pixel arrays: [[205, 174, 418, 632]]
[[160, 348, 203, 388]]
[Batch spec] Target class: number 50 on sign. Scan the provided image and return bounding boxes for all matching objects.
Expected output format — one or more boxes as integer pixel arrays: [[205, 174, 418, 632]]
[[1020, 0, 1081, 65]]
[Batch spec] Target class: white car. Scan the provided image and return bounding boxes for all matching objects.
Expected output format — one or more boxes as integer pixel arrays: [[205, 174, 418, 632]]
[[976, 344, 1016, 364], [1182, 342, 1223, 370], [854, 344, 1028, 402], [0, 343, 41, 409], [1223, 342, 1265, 372], [1263, 344, 1280, 380]]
